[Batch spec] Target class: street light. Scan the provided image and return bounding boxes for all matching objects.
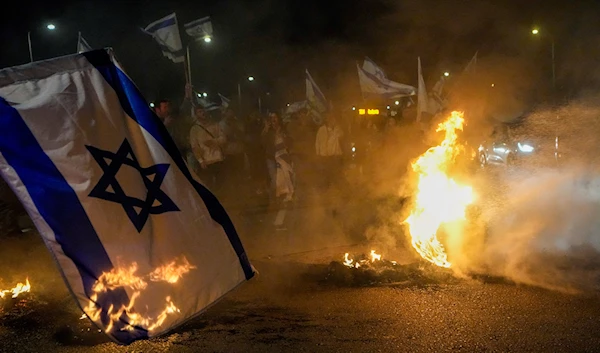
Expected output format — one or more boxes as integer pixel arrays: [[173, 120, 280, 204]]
[[443, 71, 450, 77], [202, 92, 208, 98], [28, 23, 57, 62], [248, 76, 255, 82], [531, 27, 555, 89], [394, 100, 400, 105], [203, 36, 212, 43]]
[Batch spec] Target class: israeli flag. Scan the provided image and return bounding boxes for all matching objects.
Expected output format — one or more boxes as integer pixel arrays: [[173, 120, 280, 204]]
[[143, 13, 185, 63], [358, 57, 416, 99], [184, 16, 213, 41], [305, 70, 327, 123], [0, 50, 255, 344], [218, 93, 230, 109], [77, 32, 93, 53]]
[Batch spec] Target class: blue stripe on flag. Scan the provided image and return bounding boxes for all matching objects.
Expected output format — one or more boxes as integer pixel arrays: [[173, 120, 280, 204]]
[[145, 16, 177, 33], [84, 50, 255, 281], [0, 97, 146, 344]]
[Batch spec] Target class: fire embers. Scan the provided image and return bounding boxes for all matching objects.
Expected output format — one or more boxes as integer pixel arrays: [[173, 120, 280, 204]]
[[404, 111, 474, 268], [81, 256, 195, 333], [327, 251, 457, 287]]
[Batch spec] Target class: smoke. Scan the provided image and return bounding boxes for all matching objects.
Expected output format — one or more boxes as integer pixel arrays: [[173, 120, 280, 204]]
[[444, 98, 600, 292]]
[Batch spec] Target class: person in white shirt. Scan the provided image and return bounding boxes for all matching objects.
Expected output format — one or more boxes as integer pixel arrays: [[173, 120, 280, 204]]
[[315, 115, 344, 188], [189, 106, 226, 191]]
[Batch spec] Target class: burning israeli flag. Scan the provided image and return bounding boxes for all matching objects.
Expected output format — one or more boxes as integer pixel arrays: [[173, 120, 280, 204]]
[[0, 49, 255, 344]]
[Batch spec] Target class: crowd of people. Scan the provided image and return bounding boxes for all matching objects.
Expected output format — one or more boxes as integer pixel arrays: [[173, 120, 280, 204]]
[[152, 86, 417, 209]]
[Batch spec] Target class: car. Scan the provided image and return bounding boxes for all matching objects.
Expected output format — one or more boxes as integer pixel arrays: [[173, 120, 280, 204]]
[[478, 125, 556, 169]]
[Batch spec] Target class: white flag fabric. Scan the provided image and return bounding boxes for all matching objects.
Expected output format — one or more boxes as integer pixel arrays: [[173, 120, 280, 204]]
[[77, 32, 93, 53], [184, 16, 213, 40], [358, 57, 416, 98], [218, 93, 230, 109], [305, 70, 327, 123], [0, 50, 255, 344], [143, 13, 185, 63], [197, 96, 220, 111], [463, 51, 478, 74]]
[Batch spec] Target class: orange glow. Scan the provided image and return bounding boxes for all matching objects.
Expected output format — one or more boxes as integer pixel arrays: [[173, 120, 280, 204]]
[[0, 278, 31, 299], [81, 256, 195, 332], [404, 111, 474, 268]]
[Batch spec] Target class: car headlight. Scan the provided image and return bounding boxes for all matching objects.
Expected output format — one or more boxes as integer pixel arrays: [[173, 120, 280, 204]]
[[518, 142, 534, 153]]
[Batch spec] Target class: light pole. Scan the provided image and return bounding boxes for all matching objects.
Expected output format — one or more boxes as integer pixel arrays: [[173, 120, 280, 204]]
[[531, 27, 555, 90], [28, 23, 56, 63], [238, 76, 257, 116], [532, 27, 559, 167]]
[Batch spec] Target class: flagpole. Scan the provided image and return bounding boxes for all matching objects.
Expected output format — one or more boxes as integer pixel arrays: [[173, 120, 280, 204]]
[[237, 83, 242, 116], [27, 31, 33, 63], [77, 32, 81, 53], [186, 44, 192, 85]]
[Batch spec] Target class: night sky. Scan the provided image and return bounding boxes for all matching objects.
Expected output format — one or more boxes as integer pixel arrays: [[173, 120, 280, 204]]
[[2, 0, 600, 110]]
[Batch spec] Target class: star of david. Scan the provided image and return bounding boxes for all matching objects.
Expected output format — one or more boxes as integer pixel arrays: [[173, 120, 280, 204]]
[[86, 139, 179, 232]]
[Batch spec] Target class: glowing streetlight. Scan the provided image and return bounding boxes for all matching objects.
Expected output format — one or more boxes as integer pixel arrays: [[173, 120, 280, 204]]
[[394, 100, 400, 105], [532, 28, 539, 35], [443, 71, 450, 77], [352, 106, 356, 111], [202, 92, 208, 97], [386, 105, 391, 110], [47, 24, 56, 30], [203, 36, 212, 43], [286, 103, 290, 107], [149, 102, 155, 108], [197, 93, 201, 98], [491, 83, 495, 87], [248, 76, 255, 82]]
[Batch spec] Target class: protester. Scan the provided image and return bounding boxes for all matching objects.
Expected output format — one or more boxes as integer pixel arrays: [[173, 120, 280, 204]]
[[315, 114, 344, 189], [220, 109, 247, 185], [287, 110, 317, 193], [261, 113, 294, 203], [189, 106, 226, 191]]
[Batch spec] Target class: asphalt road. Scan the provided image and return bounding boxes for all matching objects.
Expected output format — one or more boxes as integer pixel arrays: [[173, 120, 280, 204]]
[[1, 229, 600, 353]]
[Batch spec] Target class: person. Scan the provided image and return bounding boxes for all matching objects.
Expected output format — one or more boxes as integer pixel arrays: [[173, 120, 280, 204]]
[[315, 114, 344, 189], [189, 106, 226, 191], [220, 109, 246, 186], [287, 110, 317, 193], [155, 99, 173, 126], [261, 113, 294, 203]]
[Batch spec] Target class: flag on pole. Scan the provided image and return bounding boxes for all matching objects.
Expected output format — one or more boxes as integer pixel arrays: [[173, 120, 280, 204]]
[[196, 96, 220, 111], [218, 93, 230, 109], [143, 13, 185, 63], [358, 57, 416, 98], [0, 49, 255, 344], [463, 51, 478, 74], [184, 16, 213, 41], [305, 70, 327, 123], [77, 32, 93, 53]]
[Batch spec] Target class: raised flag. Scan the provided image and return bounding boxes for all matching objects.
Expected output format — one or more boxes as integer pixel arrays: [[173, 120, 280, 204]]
[[358, 57, 416, 99], [77, 32, 93, 53], [143, 13, 185, 63], [305, 70, 327, 123], [218, 93, 230, 109], [184, 16, 213, 41], [0, 49, 255, 344], [463, 51, 478, 74]]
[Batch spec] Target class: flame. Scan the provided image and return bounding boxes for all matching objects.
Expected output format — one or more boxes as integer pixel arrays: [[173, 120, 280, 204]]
[[343, 253, 354, 268], [0, 278, 31, 299], [404, 111, 474, 268], [81, 257, 194, 333], [370, 250, 382, 262], [149, 256, 196, 284]]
